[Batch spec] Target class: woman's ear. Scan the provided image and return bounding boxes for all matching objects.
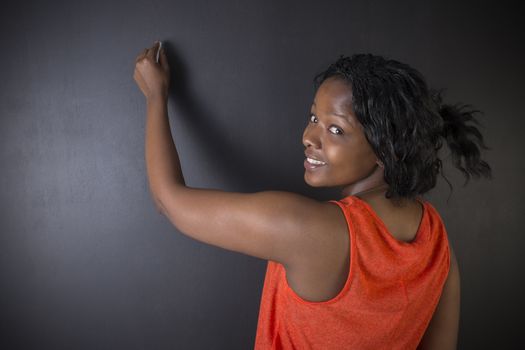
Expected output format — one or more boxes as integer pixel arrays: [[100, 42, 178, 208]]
[[377, 160, 384, 168]]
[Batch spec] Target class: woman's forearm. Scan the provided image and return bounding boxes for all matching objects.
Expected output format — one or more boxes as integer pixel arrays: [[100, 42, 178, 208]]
[[145, 96, 185, 202]]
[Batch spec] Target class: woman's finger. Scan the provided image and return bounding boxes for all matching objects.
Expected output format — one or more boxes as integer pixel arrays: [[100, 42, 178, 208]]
[[146, 42, 160, 59], [135, 48, 148, 63], [159, 47, 169, 72]]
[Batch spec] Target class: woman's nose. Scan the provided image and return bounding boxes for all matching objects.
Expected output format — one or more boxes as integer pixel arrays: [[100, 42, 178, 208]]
[[302, 125, 321, 149]]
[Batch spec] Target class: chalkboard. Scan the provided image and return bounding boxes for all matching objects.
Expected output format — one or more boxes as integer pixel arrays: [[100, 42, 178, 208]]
[[1, 0, 523, 348]]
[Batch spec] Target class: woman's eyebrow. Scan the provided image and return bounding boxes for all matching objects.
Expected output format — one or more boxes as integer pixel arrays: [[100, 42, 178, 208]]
[[312, 102, 354, 128], [332, 112, 348, 120], [330, 111, 355, 128]]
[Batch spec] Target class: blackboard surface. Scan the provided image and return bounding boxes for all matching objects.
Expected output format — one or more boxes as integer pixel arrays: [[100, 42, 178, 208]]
[[1, 0, 523, 348]]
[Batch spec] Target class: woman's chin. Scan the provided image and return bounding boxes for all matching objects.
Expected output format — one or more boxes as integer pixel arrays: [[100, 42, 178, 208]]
[[304, 173, 325, 187]]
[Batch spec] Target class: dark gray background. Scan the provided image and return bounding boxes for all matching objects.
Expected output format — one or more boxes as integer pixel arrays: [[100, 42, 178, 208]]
[[1, 0, 523, 349]]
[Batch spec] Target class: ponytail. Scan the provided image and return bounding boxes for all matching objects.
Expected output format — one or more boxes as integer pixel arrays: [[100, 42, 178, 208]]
[[432, 90, 492, 186]]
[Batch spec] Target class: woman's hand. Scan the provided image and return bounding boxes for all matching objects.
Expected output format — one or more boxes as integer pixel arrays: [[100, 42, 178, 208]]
[[134, 41, 170, 101]]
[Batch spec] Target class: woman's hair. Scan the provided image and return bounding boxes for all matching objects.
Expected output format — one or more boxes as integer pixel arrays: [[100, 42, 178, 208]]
[[313, 54, 492, 200]]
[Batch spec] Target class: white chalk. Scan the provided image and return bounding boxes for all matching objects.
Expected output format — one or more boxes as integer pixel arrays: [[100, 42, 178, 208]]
[[156, 41, 163, 63]]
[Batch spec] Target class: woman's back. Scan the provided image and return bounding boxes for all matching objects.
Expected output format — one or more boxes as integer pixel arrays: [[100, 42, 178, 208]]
[[284, 189, 424, 304], [255, 192, 451, 349]]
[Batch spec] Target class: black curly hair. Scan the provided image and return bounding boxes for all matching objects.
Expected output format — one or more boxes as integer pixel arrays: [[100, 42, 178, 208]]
[[313, 54, 492, 200]]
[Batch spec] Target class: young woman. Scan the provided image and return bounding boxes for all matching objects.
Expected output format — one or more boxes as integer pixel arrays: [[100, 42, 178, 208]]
[[133, 41, 491, 349]]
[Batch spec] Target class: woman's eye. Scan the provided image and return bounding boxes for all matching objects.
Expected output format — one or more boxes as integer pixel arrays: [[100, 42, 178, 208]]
[[309, 114, 343, 135], [329, 126, 343, 135]]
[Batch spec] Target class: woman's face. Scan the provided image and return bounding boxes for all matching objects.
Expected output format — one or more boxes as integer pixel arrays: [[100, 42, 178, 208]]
[[302, 76, 382, 193]]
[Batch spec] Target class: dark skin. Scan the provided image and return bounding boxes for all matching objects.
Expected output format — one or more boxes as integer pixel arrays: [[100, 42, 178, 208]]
[[134, 42, 460, 349]]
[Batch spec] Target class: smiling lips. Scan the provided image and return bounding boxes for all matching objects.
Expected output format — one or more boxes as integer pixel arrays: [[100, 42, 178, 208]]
[[306, 157, 326, 165], [304, 156, 327, 170]]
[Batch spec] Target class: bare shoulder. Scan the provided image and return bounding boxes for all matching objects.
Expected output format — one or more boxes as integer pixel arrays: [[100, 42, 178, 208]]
[[418, 245, 461, 350], [253, 192, 348, 267]]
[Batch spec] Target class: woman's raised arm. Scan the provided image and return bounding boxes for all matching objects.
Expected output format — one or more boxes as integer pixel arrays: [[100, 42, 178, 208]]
[[133, 42, 345, 266], [155, 185, 342, 265]]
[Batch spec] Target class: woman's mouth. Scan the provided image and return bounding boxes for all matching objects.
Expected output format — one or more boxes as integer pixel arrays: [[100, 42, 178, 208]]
[[304, 157, 327, 170]]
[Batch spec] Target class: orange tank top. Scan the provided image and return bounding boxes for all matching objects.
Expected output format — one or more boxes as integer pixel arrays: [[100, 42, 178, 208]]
[[254, 195, 450, 350]]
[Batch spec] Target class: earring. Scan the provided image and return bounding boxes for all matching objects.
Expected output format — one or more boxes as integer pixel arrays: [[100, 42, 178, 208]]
[[377, 160, 384, 168]]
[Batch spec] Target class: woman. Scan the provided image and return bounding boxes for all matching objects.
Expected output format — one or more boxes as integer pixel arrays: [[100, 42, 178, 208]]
[[133, 41, 491, 349]]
